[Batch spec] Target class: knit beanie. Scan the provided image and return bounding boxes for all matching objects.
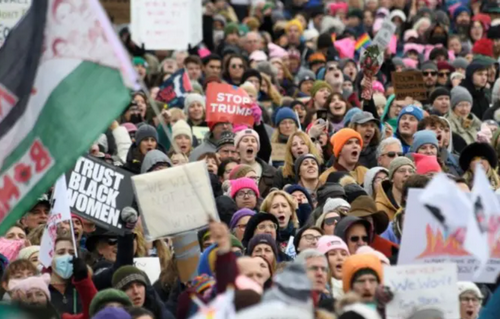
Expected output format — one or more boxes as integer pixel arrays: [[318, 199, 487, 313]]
[[230, 177, 260, 199], [229, 208, 256, 230], [323, 198, 350, 214], [229, 164, 255, 180], [310, 81, 333, 98], [112, 266, 149, 290], [191, 274, 216, 294], [397, 105, 424, 125], [429, 87, 450, 105], [294, 154, 319, 178], [410, 130, 438, 153], [274, 107, 299, 126], [10, 273, 51, 301], [344, 183, 368, 203], [89, 288, 133, 317], [172, 119, 193, 142], [420, 61, 437, 71], [247, 234, 279, 259], [298, 69, 316, 87], [216, 131, 235, 151], [234, 128, 260, 149], [330, 128, 363, 158], [451, 86, 473, 109], [231, 234, 244, 251], [342, 254, 383, 293], [413, 153, 442, 175], [262, 263, 312, 307], [316, 236, 350, 255], [93, 307, 132, 319], [224, 22, 240, 36], [184, 93, 205, 112], [135, 124, 158, 145], [285, 19, 304, 34], [452, 57, 469, 70], [457, 281, 483, 298], [17, 245, 40, 260], [343, 108, 363, 126], [388, 157, 415, 180], [122, 122, 138, 133]]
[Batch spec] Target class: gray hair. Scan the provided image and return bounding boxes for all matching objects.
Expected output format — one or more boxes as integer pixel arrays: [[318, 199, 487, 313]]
[[295, 249, 327, 266], [376, 137, 403, 158]]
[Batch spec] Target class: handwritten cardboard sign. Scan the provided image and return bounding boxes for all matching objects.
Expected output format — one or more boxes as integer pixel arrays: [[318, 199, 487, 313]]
[[271, 143, 286, 162], [132, 161, 219, 240], [134, 257, 161, 283], [398, 189, 500, 283], [206, 83, 254, 127], [384, 263, 459, 319], [392, 71, 427, 101]]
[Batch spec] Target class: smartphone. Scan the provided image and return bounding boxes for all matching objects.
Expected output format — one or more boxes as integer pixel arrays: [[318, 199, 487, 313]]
[[316, 109, 328, 121]]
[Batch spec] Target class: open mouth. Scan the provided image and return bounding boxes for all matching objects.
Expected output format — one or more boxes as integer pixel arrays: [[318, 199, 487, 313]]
[[351, 150, 359, 157], [278, 215, 286, 223], [364, 133, 372, 140], [436, 133, 442, 141], [466, 311, 473, 317], [335, 264, 342, 271], [180, 145, 188, 152], [146, 147, 154, 152], [297, 150, 304, 156], [402, 124, 410, 130], [246, 148, 254, 156]]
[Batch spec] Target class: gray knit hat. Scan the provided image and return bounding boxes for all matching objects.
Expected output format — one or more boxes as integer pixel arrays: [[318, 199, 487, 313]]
[[262, 262, 313, 307], [388, 157, 415, 180], [451, 86, 473, 109], [420, 61, 437, 72], [451, 57, 469, 70], [135, 124, 158, 145]]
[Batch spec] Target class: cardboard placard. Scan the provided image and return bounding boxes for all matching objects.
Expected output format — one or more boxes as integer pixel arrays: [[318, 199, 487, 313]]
[[236, 301, 313, 319], [271, 143, 286, 162], [134, 257, 161, 284], [132, 161, 219, 239], [206, 83, 254, 127], [392, 71, 427, 101], [0, 0, 31, 47], [66, 155, 134, 235], [156, 68, 192, 108], [192, 126, 209, 142], [384, 263, 459, 319], [398, 189, 500, 283], [99, 0, 130, 24]]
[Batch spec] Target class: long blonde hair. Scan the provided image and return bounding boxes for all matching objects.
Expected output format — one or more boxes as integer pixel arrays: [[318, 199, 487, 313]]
[[261, 73, 282, 106], [282, 131, 323, 178], [260, 190, 299, 228], [464, 166, 500, 190], [134, 224, 174, 270]]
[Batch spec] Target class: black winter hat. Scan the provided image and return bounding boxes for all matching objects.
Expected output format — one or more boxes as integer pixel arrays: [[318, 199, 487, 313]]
[[241, 69, 262, 85], [317, 33, 333, 51], [459, 142, 498, 172], [317, 182, 346, 207], [242, 213, 279, 248], [429, 87, 451, 105], [487, 25, 500, 40], [344, 183, 368, 204]]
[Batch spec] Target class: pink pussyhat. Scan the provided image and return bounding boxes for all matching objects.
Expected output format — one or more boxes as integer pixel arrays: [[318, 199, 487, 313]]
[[316, 236, 350, 255]]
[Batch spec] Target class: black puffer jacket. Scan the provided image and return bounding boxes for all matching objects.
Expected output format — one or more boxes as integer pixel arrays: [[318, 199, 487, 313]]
[[461, 62, 491, 120]]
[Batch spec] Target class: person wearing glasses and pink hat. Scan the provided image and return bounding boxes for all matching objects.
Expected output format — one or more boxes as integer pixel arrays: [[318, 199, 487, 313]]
[[316, 235, 350, 299]]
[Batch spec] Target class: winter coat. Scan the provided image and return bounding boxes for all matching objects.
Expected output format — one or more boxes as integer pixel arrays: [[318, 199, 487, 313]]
[[358, 145, 378, 169], [381, 222, 401, 245], [49, 282, 81, 315], [111, 125, 132, 164], [273, 167, 298, 190], [370, 234, 399, 260], [123, 143, 167, 174], [144, 285, 176, 319], [375, 180, 399, 221], [188, 132, 218, 162], [479, 282, 500, 319], [256, 157, 277, 197], [61, 276, 97, 319], [461, 77, 490, 120], [446, 110, 481, 145], [319, 163, 368, 186]]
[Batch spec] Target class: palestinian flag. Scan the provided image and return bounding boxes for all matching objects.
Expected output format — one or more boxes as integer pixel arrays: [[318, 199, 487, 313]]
[[0, 0, 139, 234]]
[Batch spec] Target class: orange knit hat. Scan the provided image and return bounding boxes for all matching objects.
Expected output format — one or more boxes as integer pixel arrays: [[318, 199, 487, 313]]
[[330, 128, 363, 158], [342, 254, 383, 293]]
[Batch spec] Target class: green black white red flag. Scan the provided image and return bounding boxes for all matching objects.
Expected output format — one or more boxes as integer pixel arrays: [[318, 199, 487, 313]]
[[0, 0, 139, 234]]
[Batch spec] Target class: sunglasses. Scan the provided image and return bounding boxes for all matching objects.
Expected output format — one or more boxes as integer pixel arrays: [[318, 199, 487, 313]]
[[231, 64, 244, 69], [383, 151, 403, 158], [438, 72, 450, 77], [423, 71, 437, 76], [108, 238, 118, 245], [349, 236, 369, 243], [324, 216, 341, 226]]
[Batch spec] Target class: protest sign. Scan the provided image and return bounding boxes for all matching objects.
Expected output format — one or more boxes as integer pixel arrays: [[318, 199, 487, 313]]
[[130, 0, 202, 50], [66, 155, 134, 235], [373, 19, 397, 50], [40, 175, 72, 267], [271, 143, 286, 162], [192, 126, 210, 142], [392, 71, 427, 101], [132, 161, 219, 239], [134, 257, 161, 283], [384, 263, 459, 319], [99, 0, 130, 24], [236, 302, 313, 319], [156, 69, 192, 108], [0, 0, 31, 47], [398, 188, 500, 283], [206, 83, 254, 127]]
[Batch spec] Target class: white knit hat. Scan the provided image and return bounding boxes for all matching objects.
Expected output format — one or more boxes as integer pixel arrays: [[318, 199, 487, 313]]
[[457, 281, 483, 299], [322, 198, 350, 214], [183, 93, 205, 115], [172, 119, 193, 142]]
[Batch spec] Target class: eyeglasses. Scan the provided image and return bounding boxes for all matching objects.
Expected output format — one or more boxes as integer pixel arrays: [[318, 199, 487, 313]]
[[460, 297, 481, 304], [324, 216, 341, 226], [231, 64, 244, 69], [349, 236, 369, 243], [303, 234, 322, 242], [423, 71, 437, 77], [382, 151, 403, 158], [438, 72, 450, 77], [308, 265, 328, 273], [257, 223, 278, 231], [236, 190, 256, 198], [107, 238, 118, 245]]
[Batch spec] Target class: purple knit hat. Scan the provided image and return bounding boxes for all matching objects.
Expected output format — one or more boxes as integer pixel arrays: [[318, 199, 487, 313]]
[[247, 234, 279, 260], [230, 177, 260, 199], [229, 208, 256, 230]]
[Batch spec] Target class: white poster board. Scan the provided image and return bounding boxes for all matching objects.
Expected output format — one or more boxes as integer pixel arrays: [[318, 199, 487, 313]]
[[134, 257, 161, 284], [373, 19, 396, 50], [0, 0, 32, 47], [130, 0, 202, 50], [132, 161, 219, 239], [236, 302, 313, 319], [384, 263, 459, 319], [398, 189, 500, 283]]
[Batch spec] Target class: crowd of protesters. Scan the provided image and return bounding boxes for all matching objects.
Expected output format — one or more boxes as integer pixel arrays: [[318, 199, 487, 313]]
[[1, 0, 500, 318]]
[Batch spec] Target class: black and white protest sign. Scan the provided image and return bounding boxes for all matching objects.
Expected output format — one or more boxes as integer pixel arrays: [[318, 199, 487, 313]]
[[66, 155, 134, 234]]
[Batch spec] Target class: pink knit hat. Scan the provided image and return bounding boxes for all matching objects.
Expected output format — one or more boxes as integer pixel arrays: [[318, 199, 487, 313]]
[[268, 43, 288, 59], [234, 128, 260, 149], [230, 177, 260, 199], [10, 274, 51, 300], [316, 236, 350, 256], [121, 122, 138, 133], [372, 81, 385, 94], [413, 153, 442, 175], [0, 238, 25, 261]]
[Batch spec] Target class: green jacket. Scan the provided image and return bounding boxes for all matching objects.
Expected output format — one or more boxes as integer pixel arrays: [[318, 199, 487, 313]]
[[446, 111, 481, 145]]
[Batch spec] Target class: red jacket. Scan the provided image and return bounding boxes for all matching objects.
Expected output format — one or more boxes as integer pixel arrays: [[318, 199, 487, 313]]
[[370, 234, 399, 259], [62, 276, 97, 319]]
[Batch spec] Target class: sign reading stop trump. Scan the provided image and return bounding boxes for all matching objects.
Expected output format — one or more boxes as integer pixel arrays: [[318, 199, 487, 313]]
[[206, 83, 254, 127]]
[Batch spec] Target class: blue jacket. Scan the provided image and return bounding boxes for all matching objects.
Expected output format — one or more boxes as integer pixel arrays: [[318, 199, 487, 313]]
[[381, 222, 401, 245]]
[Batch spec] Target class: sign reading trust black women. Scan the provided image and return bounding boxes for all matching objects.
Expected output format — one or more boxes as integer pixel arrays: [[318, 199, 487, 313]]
[[65, 155, 134, 234]]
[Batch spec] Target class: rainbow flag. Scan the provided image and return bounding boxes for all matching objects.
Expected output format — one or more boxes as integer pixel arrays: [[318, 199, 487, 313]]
[[355, 33, 371, 51]]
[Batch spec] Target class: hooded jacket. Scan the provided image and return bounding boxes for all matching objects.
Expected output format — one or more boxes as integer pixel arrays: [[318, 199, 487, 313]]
[[363, 167, 388, 198], [358, 145, 378, 169], [334, 216, 373, 246], [342, 254, 383, 293], [446, 110, 481, 145], [141, 150, 172, 173], [380, 94, 398, 132], [124, 143, 167, 174], [375, 180, 399, 221], [461, 63, 491, 120]]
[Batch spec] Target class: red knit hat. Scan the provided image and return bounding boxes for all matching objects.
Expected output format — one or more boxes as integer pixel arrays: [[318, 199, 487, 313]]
[[472, 39, 494, 57], [413, 153, 442, 175], [330, 128, 363, 158]]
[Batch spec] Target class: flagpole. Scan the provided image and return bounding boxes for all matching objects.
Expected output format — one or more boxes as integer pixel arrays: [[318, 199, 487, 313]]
[[69, 216, 79, 258]]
